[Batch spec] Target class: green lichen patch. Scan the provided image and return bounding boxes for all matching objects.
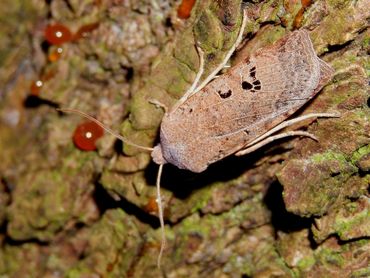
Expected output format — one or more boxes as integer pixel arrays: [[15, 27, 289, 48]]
[[136, 199, 278, 276], [0, 243, 44, 277], [351, 144, 370, 172], [305, 238, 370, 277], [310, 0, 369, 55], [7, 151, 99, 241], [221, 227, 293, 277], [312, 196, 370, 242], [234, 25, 287, 65], [1, 0, 370, 276], [277, 230, 315, 271], [310, 110, 370, 157], [100, 170, 159, 208], [277, 150, 358, 217], [65, 209, 142, 277]]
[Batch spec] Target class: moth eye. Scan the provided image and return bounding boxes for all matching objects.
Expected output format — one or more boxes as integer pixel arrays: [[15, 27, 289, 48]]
[[73, 121, 104, 151], [217, 89, 232, 99], [241, 81, 253, 90]]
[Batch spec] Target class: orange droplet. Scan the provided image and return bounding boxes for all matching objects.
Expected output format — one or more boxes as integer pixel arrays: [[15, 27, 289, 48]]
[[73, 121, 104, 151], [177, 0, 196, 19], [30, 80, 43, 95], [293, 8, 305, 29], [48, 47, 63, 62], [73, 22, 100, 41], [301, 0, 312, 8], [44, 23, 73, 45], [143, 197, 159, 214]]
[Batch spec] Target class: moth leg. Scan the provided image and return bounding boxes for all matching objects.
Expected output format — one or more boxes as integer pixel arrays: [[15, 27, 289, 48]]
[[245, 112, 340, 147], [235, 131, 317, 156], [156, 164, 166, 270]]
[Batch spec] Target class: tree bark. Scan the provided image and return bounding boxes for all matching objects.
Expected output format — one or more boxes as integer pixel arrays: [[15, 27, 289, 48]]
[[0, 0, 369, 277]]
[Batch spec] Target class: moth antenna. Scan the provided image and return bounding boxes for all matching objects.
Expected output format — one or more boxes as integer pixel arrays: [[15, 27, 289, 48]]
[[156, 163, 166, 269], [193, 9, 248, 93], [170, 45, 205, 112], [57, 108, 154, 152]]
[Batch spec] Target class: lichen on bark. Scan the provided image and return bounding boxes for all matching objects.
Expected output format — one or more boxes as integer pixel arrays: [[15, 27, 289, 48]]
[[0, 0, 369, 277]]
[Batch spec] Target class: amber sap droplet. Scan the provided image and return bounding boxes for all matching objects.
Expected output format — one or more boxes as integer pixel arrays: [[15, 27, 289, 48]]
[[177, 0, 196, 19], [293, 8, 305, 29], [30, 80, 43, 95], [301, 0, 312, 8], [48, 47, 63, 62], [44, 24, 73, 45], [73, 121, 104, 151], [143, 197, 159, 214]]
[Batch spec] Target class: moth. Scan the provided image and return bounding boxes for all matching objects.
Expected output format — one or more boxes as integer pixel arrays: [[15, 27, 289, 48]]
[[59, 11, 338, 268], [151, 29, 335, 173]]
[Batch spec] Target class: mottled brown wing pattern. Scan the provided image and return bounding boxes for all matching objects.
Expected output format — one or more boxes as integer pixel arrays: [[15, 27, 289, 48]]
[[158, 30, 334, 172], [199, 30, 323, 139]]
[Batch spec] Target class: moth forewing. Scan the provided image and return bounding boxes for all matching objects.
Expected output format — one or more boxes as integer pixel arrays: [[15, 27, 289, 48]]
[[157, 30, 335, 173]]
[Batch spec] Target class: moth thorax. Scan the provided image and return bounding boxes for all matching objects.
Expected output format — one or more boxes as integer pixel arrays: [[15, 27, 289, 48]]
[[151, 144, 167, 165]]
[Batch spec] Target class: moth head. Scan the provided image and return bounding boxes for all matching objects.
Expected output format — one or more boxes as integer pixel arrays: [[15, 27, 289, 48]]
[[151, 144, 167, 165]]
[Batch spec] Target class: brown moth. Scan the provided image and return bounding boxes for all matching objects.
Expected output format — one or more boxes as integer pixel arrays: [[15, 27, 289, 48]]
[[151, 29, 335, 173], [59, 11, 338, 268]]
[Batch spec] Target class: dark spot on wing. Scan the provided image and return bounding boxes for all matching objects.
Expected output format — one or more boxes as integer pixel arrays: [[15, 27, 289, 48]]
[[250, 66, 256, 79], [218, 89, 232, 99], [242, 79, 262, 92], [242, 81, 253, 90], [244, 58, 251, 65]]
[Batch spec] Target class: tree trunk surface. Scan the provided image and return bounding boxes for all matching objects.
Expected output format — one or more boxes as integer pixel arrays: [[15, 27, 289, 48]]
[[0, 0, 369, 277]]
